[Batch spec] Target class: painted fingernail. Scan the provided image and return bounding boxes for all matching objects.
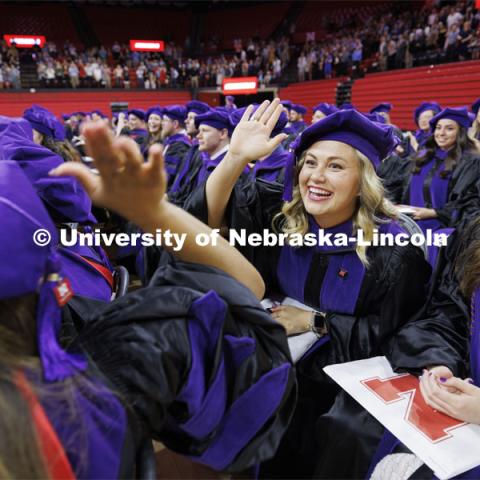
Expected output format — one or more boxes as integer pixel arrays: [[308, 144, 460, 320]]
[[439, 377, 447, 383]]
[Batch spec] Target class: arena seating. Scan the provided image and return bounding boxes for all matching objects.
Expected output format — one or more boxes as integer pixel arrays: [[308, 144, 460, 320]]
[[0, 2, 81, 46], [279, 78, 347, 123], [292, 1, 393, 43], [351, 60, 480, 130], [82, 5, 191, 45], [201, 2, 291, 49], [0, 90, 191, 118]]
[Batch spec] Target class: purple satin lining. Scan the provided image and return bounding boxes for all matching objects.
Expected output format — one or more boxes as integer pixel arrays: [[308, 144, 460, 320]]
[[409, 151, 450, 210], [471, 288, 480, 387], [191, 363, 291, 470], [40, 378, 126, 478]]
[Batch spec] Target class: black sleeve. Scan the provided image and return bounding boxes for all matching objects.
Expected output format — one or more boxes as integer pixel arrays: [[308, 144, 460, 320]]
[[436, 155, 480, 228], [389, 230, 469, 376], [184, 178, 283, 270], [77, 261, 296, 472], [325, 245, 432, 364]]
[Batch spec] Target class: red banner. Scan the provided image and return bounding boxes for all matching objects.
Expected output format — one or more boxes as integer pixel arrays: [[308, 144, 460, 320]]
[[222, 77, 258, 95], [4, 34, 46, 48], [129, 40, 165, 52]]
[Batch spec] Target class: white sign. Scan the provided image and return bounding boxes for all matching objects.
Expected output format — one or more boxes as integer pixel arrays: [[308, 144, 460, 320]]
[[324, 356, 480, 479]]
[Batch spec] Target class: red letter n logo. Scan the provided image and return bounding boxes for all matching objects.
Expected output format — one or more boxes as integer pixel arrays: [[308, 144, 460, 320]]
[[362, 374, 466, 443]]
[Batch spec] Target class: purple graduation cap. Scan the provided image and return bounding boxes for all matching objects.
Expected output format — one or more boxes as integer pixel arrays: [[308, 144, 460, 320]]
[[186, 100, 210, 115], [290, 104, 307, 115], [365, 112, 387, 124], [413, 102, 441, 124], [280, 100, 292, 111], [230, 105, 288, 138], [429, 107, 473, 130], [312, 103, 338, 116], [23, 105, 66, 141], [369, 103, 393, 114], [195, 108, 232, 135], [339, 103, 355, 110], [127, 109, 146, 121], [471, 98, 480, 116], [91, 110, 107, 119], [0, 116, 96, 224], [163, 105, 187, 123], [0, 161, 87, 382], [146, 106, 164, 120], [283, 109, 397, 201]]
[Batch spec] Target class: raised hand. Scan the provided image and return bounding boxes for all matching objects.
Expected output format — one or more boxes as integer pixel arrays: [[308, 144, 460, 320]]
[[50, 121, 166, 229], [228, 99, 287, 165]]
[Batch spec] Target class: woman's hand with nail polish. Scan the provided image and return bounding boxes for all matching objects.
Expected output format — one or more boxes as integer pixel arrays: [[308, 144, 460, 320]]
[[420, 374, 480, 424]]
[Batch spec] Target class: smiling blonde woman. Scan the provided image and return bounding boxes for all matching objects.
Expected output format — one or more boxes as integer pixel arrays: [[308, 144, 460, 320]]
[[187, 99, 435, 478]]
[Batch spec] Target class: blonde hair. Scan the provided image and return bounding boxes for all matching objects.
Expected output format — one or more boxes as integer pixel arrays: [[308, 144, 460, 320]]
[[273, 149, 398, 266]]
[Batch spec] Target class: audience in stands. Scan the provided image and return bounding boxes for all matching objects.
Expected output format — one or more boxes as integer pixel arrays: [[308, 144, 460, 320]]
[[0, 0, 478, 90]]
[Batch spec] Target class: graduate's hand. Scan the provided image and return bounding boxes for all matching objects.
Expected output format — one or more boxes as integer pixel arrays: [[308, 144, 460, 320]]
[[270, 305, 311, 335], [228, 99, 288, 165], [420, 372, 480, 424], [49, 121, 167, 228], [411, 207, 437, 220]]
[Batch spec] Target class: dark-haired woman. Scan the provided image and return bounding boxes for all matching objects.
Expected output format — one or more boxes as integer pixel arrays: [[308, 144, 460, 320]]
[[400, 107, 480, 233]]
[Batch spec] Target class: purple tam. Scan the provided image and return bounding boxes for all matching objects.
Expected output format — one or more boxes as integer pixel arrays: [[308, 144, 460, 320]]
[[283, 109, 397, 201], [61, 114, 71, 121], [471, 98, 480, 116], [0, 116, 96, 224], [91, 110, 107, 119], [0, 161, 87, 381], [291, 104, 307, 115], [146, 106, 164, 120], [23, 105, 66, 141], [226, 95, 235, 103], [414, 102, 442, 124], [339, 103, 355, 110], [312, 103, 338, 116], [430, 107, 473, 130], [127, 109, 146, 121], [195, 108, 232, 134], [186, 100, 210, 115], [370, 103, 393, 114], [281, 100, 292, 111], [163, 105, 187, 123], [365, 112, 387, 124], [230, 105, 288, 137]]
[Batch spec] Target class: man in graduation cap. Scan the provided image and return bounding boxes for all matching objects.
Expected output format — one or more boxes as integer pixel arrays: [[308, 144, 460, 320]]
[[161, 105, 192, 189], [311, 103, 338, 124], [125, 109, 148, 149], [184, 100, 210, 142], [369, 102, 393, 125], [288, 104, 308, 135]]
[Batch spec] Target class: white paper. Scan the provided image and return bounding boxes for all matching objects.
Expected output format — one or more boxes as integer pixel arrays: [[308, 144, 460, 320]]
[[262, 296, 322, 363], [324, 356, 480, 480]]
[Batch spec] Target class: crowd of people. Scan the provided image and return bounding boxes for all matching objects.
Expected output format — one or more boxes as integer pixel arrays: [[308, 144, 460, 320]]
[[1, 35, 289, 90], [297, 0, 480, 81], [1, 89, 480, 477], [0, 1, 478, 90]]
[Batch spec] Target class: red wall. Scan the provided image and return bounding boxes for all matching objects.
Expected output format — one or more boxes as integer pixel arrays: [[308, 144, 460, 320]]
[[0, 90, 191, 118], [352, 60, 480, 130]]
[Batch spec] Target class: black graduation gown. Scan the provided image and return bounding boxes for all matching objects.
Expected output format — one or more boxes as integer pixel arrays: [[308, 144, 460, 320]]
[[401, 152, 480, 229], [75, 259, 297, 473], [377, 153, 412, 204], [187, 179, 432, 478], [364, 227, 471, 479]]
